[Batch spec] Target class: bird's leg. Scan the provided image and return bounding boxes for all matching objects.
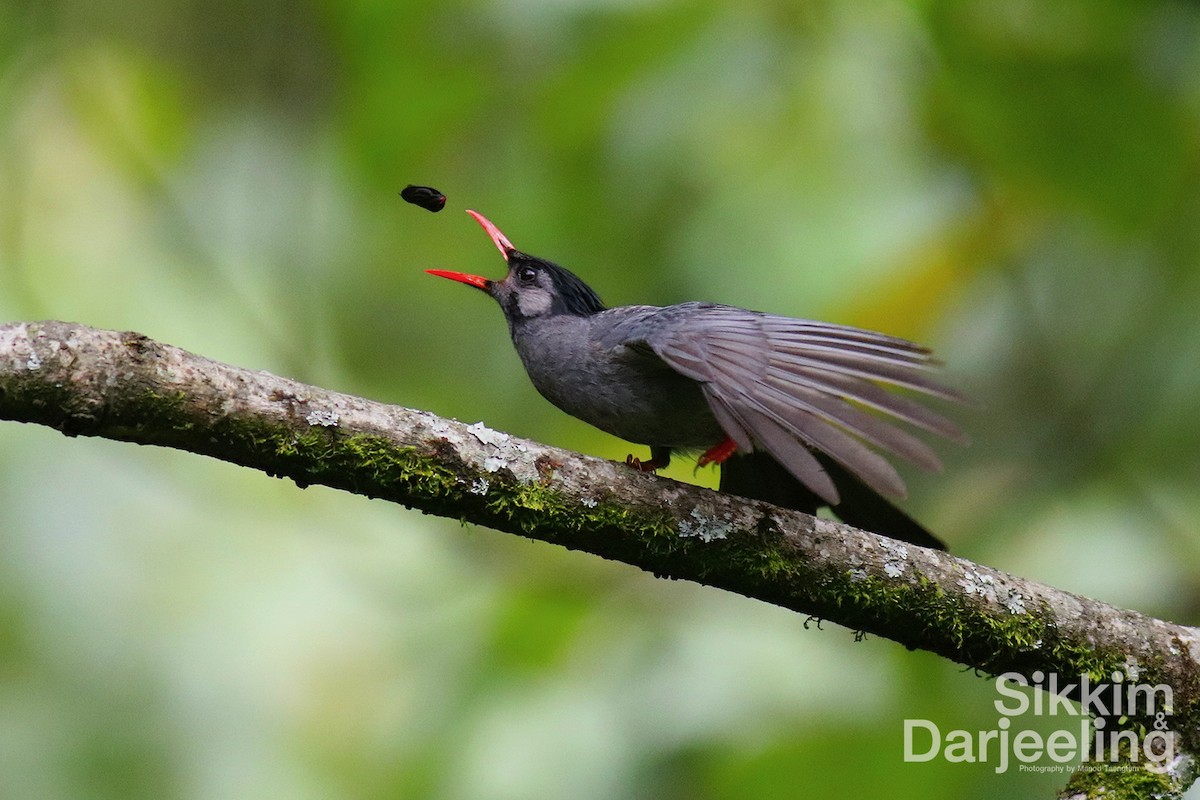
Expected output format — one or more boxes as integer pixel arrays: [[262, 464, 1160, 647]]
[[625, 446, 671, 473], [696, 436, 738, 469]]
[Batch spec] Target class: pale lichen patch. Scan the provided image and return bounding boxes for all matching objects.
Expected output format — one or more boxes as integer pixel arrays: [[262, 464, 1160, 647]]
[[1005, 593, 1027, 615], [958, 569, 995, 598], [306, 409, 340, 427], [879, 539, 909, 579], [467, 421, 509, 447], [483, 456, 509, 473], [678, 507, 733, 542]]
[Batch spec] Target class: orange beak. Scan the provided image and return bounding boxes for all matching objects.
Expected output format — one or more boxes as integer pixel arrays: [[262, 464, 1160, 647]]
[[424, 269, 492, 291], [425, 209, 517, 291], [466, 209, 515, 261]]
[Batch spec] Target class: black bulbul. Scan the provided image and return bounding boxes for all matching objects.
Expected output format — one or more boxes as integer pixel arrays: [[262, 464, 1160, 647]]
[[427, 211, 967, 549]]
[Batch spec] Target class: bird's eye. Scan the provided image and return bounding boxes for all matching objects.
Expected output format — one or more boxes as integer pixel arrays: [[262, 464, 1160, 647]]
[[516, 266, 538, 285]]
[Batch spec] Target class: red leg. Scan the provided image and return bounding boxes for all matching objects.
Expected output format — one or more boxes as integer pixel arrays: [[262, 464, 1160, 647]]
[[697, 436, 738, 468], [625, 446, 671, 473]]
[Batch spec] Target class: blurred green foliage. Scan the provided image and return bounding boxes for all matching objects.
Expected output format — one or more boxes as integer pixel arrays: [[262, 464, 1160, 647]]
[[2, 0, 1200, 797]]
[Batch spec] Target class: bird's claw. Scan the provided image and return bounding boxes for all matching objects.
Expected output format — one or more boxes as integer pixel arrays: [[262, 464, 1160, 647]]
[[625, 453, 667, 473], [696, 437, 738, 469]]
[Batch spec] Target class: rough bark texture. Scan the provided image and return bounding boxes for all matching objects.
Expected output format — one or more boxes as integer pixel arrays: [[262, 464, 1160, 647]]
[[1, 320, 1198, 797]]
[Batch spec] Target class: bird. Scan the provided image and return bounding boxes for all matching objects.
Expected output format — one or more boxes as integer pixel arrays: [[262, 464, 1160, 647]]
[[426, 210, 967, 549]]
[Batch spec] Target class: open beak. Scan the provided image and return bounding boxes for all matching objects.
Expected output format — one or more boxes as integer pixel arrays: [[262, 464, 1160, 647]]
[[466, 209, 516, 260], [425, 209, 516, 291], [425, 269, 492, 291]]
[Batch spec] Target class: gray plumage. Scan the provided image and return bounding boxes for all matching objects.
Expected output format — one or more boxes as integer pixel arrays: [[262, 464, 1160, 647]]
[[427, 210, 966, 549]]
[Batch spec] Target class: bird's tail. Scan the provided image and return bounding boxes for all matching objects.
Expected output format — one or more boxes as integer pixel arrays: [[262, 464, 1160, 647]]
[[719, 452, 947, 550]]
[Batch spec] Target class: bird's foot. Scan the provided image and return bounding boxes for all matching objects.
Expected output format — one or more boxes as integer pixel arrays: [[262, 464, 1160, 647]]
[[625, 452, 670, 473], [696, 437, 738, 469]]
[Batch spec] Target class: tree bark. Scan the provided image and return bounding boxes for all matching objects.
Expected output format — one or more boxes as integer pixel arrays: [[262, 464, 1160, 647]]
[[1, 320, 1197, 797]]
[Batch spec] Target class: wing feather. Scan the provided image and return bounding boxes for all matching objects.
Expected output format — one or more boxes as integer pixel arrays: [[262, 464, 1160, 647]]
[[785, 367, 968, 443], [756, 391, 907, 499], [695, 343, 943, 472], [702, 386, 755, 452], [737, 405, 840, 504], [637, 303, 965, 502], [762, 373, 944, 470]]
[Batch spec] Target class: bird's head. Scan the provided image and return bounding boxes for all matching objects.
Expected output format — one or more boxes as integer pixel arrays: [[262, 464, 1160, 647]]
[[427, 211, 605, 323]]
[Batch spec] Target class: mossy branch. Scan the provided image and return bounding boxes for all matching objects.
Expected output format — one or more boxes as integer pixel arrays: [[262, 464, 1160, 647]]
[[2, 320, 1198, 797]]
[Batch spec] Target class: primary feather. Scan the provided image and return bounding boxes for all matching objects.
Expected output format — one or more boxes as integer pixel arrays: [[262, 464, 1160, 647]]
[[609, 302, 966, 505]]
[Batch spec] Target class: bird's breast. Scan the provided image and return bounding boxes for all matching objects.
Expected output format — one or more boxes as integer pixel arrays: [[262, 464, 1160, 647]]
[[511, 316, 722, 448]]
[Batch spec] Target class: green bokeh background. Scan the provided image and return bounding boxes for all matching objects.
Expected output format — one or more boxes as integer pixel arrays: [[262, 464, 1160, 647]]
[[3, 1, 1200, 797]]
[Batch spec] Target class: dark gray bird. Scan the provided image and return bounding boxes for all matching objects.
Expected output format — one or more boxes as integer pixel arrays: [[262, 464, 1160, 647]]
[[428, 210, 967, 549]]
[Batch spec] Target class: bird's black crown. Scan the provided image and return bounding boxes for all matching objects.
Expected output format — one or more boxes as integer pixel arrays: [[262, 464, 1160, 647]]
[[511, 252, 606, 316]]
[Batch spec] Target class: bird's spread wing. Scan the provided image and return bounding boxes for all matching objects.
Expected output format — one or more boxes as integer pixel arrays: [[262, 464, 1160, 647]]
[[626, 303, 968, 506]]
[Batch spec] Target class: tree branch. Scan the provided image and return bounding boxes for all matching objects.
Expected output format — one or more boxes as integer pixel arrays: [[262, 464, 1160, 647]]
[[2, 320, 1197, 797]]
